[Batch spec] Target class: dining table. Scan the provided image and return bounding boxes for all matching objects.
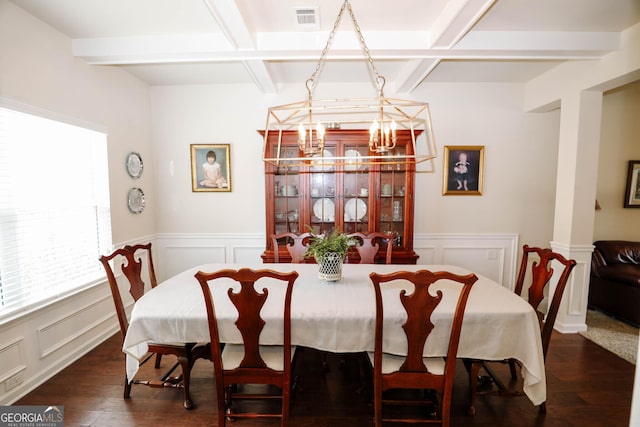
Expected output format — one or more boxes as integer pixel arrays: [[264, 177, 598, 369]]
[[122, 262, 547, 406]]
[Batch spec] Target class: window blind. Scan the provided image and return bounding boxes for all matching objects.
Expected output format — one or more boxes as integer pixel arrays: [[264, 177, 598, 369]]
[[0, 105, 112, 321]]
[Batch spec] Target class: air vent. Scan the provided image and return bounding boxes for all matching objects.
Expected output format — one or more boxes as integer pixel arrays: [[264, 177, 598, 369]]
[[294, 7, 320, 30]]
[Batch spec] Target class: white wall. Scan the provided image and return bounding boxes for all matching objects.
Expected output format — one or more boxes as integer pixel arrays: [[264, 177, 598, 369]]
[[150, 84, 269, 234], [594, 81, 640, 241], [413, 83, 559, 247], [151, 82, 559, 249], [0, 0, 153, 404]]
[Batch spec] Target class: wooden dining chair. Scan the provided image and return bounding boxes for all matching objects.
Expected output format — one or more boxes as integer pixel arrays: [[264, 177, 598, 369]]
[[465, 245, 577, 415], [99, 243, 206, 409], [272, 232, 314, 263], [348, 232, 393, 264], [195, 267, 299, 427], [368, 269, 478, 427]]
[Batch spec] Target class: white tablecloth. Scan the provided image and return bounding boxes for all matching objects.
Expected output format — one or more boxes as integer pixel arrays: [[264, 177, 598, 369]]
[[123, 263, 546, 405]]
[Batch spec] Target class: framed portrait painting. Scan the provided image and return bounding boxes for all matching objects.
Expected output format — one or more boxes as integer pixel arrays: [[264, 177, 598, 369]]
[[191, 144, 232, 192], [624, 160, 640, 208], [442, 146, 484, 196]]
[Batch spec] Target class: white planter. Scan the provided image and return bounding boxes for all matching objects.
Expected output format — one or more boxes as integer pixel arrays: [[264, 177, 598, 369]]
[[318, 252, 343, 282]]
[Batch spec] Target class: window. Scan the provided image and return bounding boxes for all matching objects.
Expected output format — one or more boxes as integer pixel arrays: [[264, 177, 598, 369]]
[[0, 102, 112, 321]]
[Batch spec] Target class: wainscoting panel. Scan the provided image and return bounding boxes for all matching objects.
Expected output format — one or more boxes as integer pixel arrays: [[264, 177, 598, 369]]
[[37, 294, 114, 359], [155, 234, 265, 281], [414, 246, 437, 264], [550, 242, 594, 333], [413, 234, 519, 288], [233, 246, 268, 264], [0, 283, 118, 405], [163, 246, 226, 279], [0, 337, 26, 383], [155, 233, 519, 288], [443, 247, 506, 284]]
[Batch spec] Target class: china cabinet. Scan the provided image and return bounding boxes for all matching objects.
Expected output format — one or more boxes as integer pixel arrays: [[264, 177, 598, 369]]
[[260, 129, 419, 264]]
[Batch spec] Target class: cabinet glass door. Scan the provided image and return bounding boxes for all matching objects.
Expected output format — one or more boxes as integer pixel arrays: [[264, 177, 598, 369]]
[[273, 146, 301, 234], [342, 145, 371, 234], [378, 146, 407, 248], [308, 145, 337, 236]]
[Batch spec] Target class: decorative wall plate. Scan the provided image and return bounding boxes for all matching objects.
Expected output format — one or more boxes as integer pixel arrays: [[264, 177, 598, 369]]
[[126, 152, 143, 178], [127, 187, 145, 214]]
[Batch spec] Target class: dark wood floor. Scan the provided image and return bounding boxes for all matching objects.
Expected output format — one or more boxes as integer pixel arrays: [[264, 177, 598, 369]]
[[16, 331, 634, 426]]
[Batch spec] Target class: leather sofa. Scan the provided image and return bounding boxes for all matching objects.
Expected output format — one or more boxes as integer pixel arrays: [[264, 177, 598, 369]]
[[588, 240, 640, 326]]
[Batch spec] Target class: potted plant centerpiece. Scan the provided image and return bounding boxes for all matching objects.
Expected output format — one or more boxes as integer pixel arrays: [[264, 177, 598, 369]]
[[305, 229, 356, 281]]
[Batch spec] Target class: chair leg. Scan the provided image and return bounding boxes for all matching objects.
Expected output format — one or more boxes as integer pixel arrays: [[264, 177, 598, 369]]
[[373, 379, 383, 427], [508, 359, 518, 380], [217, 388, 227, 427], [282, 384, 291, 427], [154, 353, 162, 369], [177, 355, 194, 409], [124, 374, 132, 399], [539, 401, 547, 414], [467, 360, 482, 416], [224, 385, 235, 424], [321, 351, 330, 373]]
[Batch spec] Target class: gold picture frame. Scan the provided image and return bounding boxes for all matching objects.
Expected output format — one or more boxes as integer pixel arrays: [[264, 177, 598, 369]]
[[191, 144, 232, 192], [624, 160, 640, 208], [442, 146, 484, 196]]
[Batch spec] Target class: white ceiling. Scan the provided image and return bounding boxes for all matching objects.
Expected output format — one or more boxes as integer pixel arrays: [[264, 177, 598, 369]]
[[10, 0, 640, 92]]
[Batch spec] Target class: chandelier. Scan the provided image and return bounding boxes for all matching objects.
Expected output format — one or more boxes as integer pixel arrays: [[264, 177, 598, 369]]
[[262, 0, 437, 169]]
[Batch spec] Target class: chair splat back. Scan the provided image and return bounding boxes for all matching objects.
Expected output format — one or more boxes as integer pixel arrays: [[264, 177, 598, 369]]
[[348, 232, 393, 264], [514, 246, 556, 312], [99, 243, 157, 338], [272, 232, 314, 263], [398, 275, 443, 372], [228, 277, 269, 368]]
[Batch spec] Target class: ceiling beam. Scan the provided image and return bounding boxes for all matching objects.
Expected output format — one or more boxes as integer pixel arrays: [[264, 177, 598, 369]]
[[201, 0, 275, 92], [72, 30, 619, 64], [394, 0, 498, 90], [243, 61, 276, 94], [429, 0, 498, 48], [396, 59, 442, 94], [201, 0, 253, 49]]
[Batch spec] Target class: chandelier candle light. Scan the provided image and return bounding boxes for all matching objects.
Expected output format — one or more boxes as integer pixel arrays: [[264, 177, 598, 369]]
[[297, 83, 326, 156], [262, 0, 437, 169], [369, 93, 397, 153]]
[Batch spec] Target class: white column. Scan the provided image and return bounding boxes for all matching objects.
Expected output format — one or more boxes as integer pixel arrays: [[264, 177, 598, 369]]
[[549, 89, 603, 333]]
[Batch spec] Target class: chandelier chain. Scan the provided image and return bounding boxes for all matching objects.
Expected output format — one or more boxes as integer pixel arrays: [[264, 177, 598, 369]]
[[306, 0, 384, 95]]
